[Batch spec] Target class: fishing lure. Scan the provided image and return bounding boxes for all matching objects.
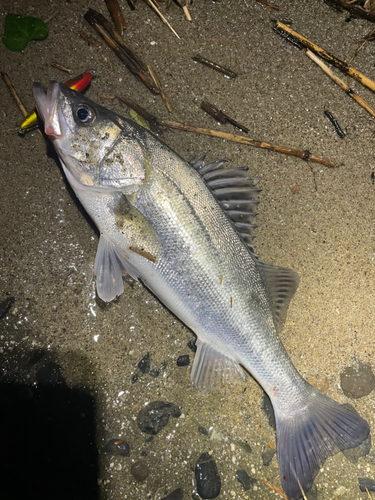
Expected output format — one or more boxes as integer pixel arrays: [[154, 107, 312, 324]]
[[20, 70, 93, 130]]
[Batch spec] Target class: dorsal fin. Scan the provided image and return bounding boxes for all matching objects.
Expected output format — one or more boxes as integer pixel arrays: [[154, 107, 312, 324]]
[[190, 157, 260, 254], [256, 260, 300, 332]]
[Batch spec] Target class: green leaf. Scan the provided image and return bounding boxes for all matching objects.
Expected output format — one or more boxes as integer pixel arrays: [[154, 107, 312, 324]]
[[2, 14, 49, 52]]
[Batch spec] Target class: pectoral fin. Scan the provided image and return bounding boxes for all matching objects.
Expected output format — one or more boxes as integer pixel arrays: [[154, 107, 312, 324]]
[[94, 233, 138, 302]]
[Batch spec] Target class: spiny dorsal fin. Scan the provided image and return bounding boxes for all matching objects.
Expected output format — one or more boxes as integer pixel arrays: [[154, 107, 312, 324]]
[[256, 260, 300, 332], [190, 157, 260, 254]]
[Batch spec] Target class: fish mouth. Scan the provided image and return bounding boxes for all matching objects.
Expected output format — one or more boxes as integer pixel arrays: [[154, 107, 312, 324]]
[[33, 81, 67, 138]]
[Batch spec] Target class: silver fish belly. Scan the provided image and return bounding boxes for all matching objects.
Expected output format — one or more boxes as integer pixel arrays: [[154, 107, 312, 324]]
[[34, 81, 370, 500]]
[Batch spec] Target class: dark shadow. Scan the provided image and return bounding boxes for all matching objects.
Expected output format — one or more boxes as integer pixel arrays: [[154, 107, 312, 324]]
[[0, 355, 99, 500]]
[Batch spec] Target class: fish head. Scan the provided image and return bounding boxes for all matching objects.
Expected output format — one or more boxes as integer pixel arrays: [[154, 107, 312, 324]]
[[33, 81, 146, 192]]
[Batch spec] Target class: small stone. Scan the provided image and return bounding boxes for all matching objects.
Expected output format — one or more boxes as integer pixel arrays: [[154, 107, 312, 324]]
[[149, 368, 160, 378], [131, 461, 148, 482], [261, 393, 276, 430], [0, 296, 15, 319], [177, 355, 190, 367], [261, 447, 276, 466], [138, 353, 151, 374], [236, 469, 256, 491], [195, 453, 221, 499], [333, 485, 350, 498], [187, 338, 197, 353], [340, 361, 375, 398], [198, 426, 209, 436], [236, 440, 252, 454], [137, 401, 181, 435], [359, 477, 375, 492], [160, 487, 184, 500], [105, 439, 130, 456], [131, 373, 138, 383]]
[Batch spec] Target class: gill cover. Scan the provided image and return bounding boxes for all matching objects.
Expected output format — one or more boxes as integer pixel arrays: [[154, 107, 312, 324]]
[[33, 82, 146, 190]]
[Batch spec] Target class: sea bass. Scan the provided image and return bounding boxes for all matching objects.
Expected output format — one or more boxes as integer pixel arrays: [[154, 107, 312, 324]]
[[34, 82, 369, 499]]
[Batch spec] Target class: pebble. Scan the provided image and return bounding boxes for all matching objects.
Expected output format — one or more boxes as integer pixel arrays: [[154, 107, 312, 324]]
[[0, 296, 15, 319], [235, 469, 256, 491], [148, 368, 160, 378], [261, 447, 276, 466], [340, 361, 375, 398], [177, 355, 190, 367], [105, 439, 130, 456], [187, 338, 197, 353], [138, 353, 151, 374], [137, 401, 181, 435], [131, 461, 148, 482], [261, 393, 276, 430], [359, 477, 375, 492], [198, 426, 209, 436], [236, 440, 252, 454], [160, 487, 184, 500], [195, 453, 221, 499]]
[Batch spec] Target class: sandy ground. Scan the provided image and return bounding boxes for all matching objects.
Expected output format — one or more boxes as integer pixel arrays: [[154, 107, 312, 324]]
[[1, 0, 375, 499]]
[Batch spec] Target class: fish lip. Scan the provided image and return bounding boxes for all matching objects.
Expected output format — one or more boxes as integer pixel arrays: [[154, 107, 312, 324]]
[[33, 81, 67, 138]]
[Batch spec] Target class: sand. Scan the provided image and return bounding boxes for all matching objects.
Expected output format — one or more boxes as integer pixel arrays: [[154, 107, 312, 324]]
[[1, 0, 375, 498]]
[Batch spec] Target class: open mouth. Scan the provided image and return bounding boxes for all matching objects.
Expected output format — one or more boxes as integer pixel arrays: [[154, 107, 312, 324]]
[[33, 81, 67, 138]]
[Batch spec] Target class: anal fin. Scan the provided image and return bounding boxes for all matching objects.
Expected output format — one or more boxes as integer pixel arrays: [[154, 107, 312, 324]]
[[94, 233, 138, 302], [191, 339, 245, 391]]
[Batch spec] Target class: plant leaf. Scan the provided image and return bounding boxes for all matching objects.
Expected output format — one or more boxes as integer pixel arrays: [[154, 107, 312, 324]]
[[2, 14, 49, 52]]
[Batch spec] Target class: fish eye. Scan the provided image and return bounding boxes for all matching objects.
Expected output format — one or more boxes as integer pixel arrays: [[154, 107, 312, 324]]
[[75, 105, 95, 124]]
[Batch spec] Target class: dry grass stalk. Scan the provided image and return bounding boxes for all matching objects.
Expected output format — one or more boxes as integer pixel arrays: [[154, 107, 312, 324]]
[[262, 480, 288, 499], [1, 72, 28, 118], [276, 21, 375, 93], [147, 65, 176, 116], [105, 0, 127, 35], [146, 0, 181, 39], [51, 62, 73, 74], [159, 119, 336, 168], [305, 49, 375, 119]]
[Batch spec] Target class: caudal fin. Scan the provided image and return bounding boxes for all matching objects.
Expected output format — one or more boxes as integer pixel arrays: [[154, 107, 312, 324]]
[[276, 385, 370, 500]]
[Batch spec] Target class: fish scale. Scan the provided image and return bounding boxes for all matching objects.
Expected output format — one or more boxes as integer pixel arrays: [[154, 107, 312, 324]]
[[33, 81, 370, 500]]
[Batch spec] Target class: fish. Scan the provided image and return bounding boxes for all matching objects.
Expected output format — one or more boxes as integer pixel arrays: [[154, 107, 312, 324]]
[[33, 81, 370, 500]]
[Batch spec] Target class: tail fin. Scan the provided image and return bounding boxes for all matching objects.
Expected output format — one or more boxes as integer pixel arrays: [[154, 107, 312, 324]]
[[276, 385, 370, 500]]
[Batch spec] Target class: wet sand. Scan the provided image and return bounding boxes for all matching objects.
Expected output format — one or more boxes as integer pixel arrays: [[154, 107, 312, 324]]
[[1, 0, 375, 498]]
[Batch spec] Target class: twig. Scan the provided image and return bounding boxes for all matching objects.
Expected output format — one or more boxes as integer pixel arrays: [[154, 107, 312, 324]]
[[305, 49, 375, 119], [1, 72, 28, 117], [85, 9, 146, 70], [51, 62, 73, 74], [201, 101, 249, 132], [44, 12, 57, 24], [192, 54, 237, 78], [84, 9, 158, 94], [159, 119, 336, 168], [175, 0, 192, 21], [105, 0, 127, 35], [1, 72, 42, 137], [147, 65, 176, 116], [256, 0, 280, 11], [145, 0, 181, 39], [262, 480, 288, 499], [275, 21, 375, 93], [324, 110, 345, 138]]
